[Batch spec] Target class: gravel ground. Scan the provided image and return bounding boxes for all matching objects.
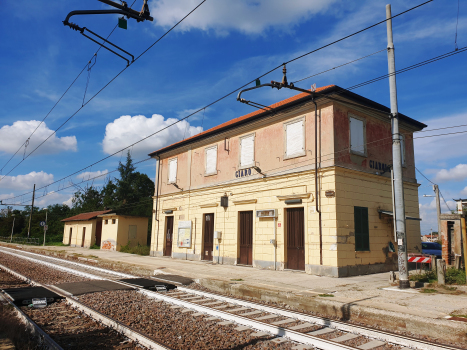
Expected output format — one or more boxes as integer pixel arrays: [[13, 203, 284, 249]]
[[0, 252, 93, 285], [21, 300, 143, 350], [79, 290, 297, 350], [0, 268, 30, 289]]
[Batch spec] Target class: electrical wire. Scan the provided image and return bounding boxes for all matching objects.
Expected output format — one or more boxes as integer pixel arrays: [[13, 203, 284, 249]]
[[0, 0, 207, 183], [0, 0, 138, 174]]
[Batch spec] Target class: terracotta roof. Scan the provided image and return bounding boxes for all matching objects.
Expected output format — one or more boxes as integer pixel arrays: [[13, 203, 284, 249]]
[[149, 84, 426, 157], [149, 85, 335, 157], [61, 210, 113, 222]]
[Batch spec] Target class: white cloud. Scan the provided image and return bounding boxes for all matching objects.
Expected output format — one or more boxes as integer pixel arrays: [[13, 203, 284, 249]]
[[149, 0, 337, 35], [102, 114, 203, 157], [414, 113, 467, 164], [63, 196, 73, 208], [0, 171, 54, 191], [76, 170, 109, 181], [0, 121, 77, 155], [433, 164, 467, 183], [461, 187, 467, 196]]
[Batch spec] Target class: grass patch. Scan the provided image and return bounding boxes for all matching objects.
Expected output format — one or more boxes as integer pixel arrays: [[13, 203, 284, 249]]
[[421, 288, 438, 293], [45, 241, 69, 246], [120, 243, 150, 256], [230, 278, 243, 281], [451, 314, 467, 319], [446, 267, 466, 285], [409, 270, 437, 283], [89, 244, 100, 249], [318, 294, 334, 297]]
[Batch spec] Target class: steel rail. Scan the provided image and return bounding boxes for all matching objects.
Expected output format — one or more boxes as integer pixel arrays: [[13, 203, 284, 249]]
[[0, 262, 171, 350], [0, 292, 64, 350], [1, 246, 460, 350], [0, 246, 133, 278]]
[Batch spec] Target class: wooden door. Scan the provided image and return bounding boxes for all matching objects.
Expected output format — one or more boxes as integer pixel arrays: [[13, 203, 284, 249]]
[[239, 211, 253, 265], [69, 227, 72, 245], [286, 208, 305, 270], [165, 216, 173, 257], [81, 227, 86, 247], [203, 213, 214, 260], [95, 220, 102, 246]]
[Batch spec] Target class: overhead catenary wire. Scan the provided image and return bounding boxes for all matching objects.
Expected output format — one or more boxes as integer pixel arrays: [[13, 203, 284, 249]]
[[0, 0, 139, 174], [0, 0, 207, 183], [4, 45, 467, 204]]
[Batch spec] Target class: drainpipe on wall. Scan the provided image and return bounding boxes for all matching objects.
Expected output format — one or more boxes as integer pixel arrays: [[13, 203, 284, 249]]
[[154, 156, 161, 253], [313, 97, 323, 266]]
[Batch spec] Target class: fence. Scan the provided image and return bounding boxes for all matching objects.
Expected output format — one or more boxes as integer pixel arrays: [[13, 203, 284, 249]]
[[0, 237, 40, 245]]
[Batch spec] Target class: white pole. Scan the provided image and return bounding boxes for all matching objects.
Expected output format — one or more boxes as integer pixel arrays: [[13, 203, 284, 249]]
[[10, 215, 15, 243], [386, 4, 409, 289]]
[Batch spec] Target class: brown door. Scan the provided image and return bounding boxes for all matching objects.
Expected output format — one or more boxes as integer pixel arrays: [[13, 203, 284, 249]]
[[165, 216, 173, 257], [286, 208, 305, 270], [95, 220, 102, 246], [69, 228, 72, 245], [81, 227, 86, 247], [203, 213, 214, 260], [239, 211, 253, 265]]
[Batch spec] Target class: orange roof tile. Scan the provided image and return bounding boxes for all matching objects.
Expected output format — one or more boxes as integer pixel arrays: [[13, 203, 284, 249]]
[[61, 210, 113, 222], [149, 85, 335, 157]]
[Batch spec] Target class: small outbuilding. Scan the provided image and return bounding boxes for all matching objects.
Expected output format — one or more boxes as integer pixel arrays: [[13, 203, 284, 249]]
[[98, 212, 148, 251], [440, 213, 465, 265], [61, 210, 112, 248]]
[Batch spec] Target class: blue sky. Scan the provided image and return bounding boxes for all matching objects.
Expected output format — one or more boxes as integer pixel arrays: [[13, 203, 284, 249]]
[[0, 0, 465, 235]]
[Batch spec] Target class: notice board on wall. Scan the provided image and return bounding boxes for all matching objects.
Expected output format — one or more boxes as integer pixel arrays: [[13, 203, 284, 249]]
[[177, 220, 192, 248]]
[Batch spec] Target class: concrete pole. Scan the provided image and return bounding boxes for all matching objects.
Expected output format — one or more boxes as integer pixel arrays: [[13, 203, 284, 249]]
[[43, 209, 48, 246], [386, 4, 409, 289], [27, 184, 36, 238], [433, 185, 442, 238], [10, 215, 15, 243]]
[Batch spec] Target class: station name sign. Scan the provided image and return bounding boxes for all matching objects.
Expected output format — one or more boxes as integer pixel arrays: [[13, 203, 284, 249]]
[[235, 168, 252, 178], [369, 160, 390, 172]]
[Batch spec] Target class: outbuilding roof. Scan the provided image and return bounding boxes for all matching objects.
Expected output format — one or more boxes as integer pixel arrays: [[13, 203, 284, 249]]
[[148, 85, 426, 157], [61, 210, 113, 222]]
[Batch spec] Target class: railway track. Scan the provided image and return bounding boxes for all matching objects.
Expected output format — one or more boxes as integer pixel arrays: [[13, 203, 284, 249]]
[[0, 246, 461, 350]]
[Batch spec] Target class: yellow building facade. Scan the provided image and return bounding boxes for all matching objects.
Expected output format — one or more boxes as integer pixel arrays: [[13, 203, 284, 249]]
[[62, 210, 111, 248], [99, 213, 148, 251], [149, 85, 425, 277]]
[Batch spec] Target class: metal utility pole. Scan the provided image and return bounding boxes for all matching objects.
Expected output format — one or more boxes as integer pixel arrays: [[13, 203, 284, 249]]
[[43, 208, 48, 246], [27, 184, 36, 238], [386, 4, 409, 289], [433, 185, 442, 237], [10, 214, 15, 243]]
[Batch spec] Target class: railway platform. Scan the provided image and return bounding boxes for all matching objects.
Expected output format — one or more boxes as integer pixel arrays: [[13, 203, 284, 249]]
[[4, 243, 467, 345]]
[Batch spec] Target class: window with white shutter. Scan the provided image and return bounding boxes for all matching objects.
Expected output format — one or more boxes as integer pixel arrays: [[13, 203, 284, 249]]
[[284, 118, 305, 159], [205, 146, 217, 175], [168, 158, 177, 183], [240, 134, 255, 168], [349, 116, 366, 155]]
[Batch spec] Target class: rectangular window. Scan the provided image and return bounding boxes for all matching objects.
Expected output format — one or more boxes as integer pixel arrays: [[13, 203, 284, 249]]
[[168, 158, 177, 183], [349, 116, 366, 155], [400, 134, 406, 167], [284, 118, 305, 159], [354, 206, 369, 251], [240, 134, 255, 168], [112, 219, 116, 224], [104, 219, 108, 225], [205, 146, 217, 176], [128, 225, 137, 240]]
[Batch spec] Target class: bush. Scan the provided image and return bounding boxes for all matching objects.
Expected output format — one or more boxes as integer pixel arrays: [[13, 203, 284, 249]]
[[446, 267, 466, 285], [409, 270, 437, 283], [120, 242, 150, 256], [90, 244, 100, 249]]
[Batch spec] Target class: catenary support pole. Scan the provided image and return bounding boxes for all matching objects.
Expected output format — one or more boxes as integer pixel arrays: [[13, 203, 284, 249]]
[[27, 184, 35, 238], [433, 184, 442, 242], [386, 4, 409, 289], [461, 217, 467, 278]]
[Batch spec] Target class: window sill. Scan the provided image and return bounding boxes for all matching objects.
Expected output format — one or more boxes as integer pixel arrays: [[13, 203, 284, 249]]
[[350, 151, 367, 157], [204, 172, 217, 177], [283, 152, 306, 160]]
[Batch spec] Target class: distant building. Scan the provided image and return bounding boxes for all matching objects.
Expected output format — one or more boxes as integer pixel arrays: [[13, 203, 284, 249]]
[[421, 234, 439, 242], [61, 210, 112, 247], [440, 213, 465, 264], [98, 212, 148, 251], [149, 85, 425, 277]]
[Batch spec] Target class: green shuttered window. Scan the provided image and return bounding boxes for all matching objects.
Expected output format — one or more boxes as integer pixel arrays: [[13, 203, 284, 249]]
[[354, 206, 369, 251]]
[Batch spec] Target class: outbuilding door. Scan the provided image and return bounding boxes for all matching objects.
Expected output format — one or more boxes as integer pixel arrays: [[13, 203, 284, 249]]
[[69, 227, 72, 245], [165, 216, 173, 257], [239, 211, 253, 265], [95, 220, 102, 246], [286, 208, 305, 270], [203, 213, 214, 260], [81, 227, 86, 247]]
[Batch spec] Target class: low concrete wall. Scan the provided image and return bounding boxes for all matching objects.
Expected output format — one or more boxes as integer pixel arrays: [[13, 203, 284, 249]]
[[197, 278, 467, 345]]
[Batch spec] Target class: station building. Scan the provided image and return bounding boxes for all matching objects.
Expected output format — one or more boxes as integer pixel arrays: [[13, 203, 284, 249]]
[[148, 85, 426, 277]]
